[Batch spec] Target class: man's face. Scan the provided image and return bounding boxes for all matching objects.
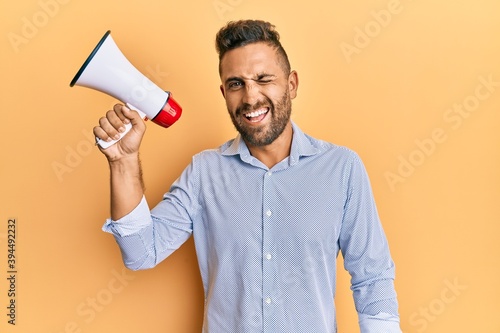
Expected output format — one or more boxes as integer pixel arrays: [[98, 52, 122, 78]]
[[219, 42, 298, 147]]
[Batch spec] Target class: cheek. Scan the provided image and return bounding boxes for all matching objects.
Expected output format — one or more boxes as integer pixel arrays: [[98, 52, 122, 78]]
[[224, 97, 239, 114], [268, 89, 287, 107], [224, 92, 242, 109], [266, 85, 286, 100]]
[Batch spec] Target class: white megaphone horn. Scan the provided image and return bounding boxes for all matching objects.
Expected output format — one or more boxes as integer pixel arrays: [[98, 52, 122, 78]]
[[70, 30, 182, 149]]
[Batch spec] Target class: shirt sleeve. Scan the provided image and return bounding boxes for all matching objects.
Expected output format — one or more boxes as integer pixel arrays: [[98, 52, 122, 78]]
[[358, 313, 402, 333], [339, 153, 402, 333], [102, 195, 152, 237], [101, 159, 199, 271]]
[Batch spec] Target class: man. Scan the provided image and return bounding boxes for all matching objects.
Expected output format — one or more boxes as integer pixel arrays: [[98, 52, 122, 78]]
[[94, 20, 402, 332]]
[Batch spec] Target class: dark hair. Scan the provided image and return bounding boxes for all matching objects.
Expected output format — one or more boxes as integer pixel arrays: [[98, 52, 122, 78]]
[[215, 20, 291, 75]]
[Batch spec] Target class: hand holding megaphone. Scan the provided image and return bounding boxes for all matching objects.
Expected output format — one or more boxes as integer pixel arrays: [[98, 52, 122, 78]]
[[70, 30, 182, 149], [93, 103, 146, 158]]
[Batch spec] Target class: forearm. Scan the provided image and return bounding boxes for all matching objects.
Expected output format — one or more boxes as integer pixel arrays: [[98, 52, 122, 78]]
[[108, 153, 145, 220]]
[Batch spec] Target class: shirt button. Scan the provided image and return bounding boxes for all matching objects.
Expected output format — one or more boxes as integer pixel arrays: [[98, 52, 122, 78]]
[[265, 253, 272, 260], [266, 171, 272, 177], [266, 210, 272, 217], [265, 297, 272, 304]]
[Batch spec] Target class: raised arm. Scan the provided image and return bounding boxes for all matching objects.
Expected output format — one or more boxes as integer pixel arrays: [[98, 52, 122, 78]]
[[93, 104, 146, 220]]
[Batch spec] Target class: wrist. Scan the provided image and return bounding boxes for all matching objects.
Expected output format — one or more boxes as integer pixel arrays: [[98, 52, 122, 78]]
[[108, 152, 145, 192], [108, 152, 142, 179], [107, 152, 140, 165]]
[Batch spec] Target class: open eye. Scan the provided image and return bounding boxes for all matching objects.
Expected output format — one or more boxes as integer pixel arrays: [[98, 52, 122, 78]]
[[228, 80, 243, 90]]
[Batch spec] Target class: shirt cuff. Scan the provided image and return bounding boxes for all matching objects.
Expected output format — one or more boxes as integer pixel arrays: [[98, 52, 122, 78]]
[[101, 195, 152, 237], [359, 312, 402, 333]]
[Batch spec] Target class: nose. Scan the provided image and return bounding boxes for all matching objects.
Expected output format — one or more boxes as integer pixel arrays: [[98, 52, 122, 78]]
[[242, 81, 261, 106]]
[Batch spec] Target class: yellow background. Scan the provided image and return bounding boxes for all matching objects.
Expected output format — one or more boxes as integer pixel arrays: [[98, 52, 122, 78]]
[[1, 0, 499, 332]]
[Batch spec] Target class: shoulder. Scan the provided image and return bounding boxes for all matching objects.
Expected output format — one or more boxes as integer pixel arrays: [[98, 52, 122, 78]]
[[291, 122, 359, 163], [303, 131, 360, 163], [191, 138, 237, 163]]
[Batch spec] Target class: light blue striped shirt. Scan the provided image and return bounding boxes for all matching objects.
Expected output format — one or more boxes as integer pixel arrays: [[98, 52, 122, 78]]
[[103, 122, 401, 332]]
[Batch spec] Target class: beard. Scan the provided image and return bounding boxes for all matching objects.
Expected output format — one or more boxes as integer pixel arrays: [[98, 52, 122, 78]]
[[228, 90, 292, 147]]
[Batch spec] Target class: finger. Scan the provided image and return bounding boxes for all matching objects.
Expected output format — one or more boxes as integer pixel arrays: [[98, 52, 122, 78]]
[[93, 124, 114, 143], [99, 115, 122, 141], [106, 109, 128, 134], [113, 104, 132, 124], [119, 105, 146, 133]]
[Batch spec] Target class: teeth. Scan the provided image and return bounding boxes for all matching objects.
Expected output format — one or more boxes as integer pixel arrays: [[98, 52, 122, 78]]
[[245, 108, 268, 118]]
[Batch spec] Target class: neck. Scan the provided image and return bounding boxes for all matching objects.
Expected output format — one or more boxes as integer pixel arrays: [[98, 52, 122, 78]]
[[246, 122, 293, 169]]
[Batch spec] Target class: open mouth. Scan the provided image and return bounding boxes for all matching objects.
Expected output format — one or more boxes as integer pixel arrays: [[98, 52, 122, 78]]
[[244, 107, 269, 123]]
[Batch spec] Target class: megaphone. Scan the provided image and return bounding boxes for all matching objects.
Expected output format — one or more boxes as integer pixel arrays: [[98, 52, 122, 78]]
[[70, 30, 182, 149]]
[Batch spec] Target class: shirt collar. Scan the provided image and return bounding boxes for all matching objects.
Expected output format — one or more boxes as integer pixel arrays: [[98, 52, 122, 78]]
[[221, 121, 320, 167]]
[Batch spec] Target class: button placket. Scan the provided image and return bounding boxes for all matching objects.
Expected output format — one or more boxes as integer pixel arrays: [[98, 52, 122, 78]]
[[262, 170, 275, 330]]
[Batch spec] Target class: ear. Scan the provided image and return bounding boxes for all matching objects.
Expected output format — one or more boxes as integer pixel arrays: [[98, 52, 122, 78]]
[[220, 84, 226, 98], [288, 70, 299, 99]]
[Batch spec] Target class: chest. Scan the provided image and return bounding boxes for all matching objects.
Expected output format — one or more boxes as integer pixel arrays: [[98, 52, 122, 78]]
[[197, 161, 347, 246]]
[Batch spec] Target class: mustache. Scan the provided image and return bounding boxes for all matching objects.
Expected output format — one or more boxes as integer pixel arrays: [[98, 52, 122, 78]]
[[236, 98, 273, 116]]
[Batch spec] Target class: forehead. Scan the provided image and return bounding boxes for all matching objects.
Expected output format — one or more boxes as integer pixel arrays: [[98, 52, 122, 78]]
[[219, 42, 282, 79]]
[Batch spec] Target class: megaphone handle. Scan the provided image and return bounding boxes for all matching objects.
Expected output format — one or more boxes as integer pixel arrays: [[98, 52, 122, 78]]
[[96, 104, 147, 149]]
